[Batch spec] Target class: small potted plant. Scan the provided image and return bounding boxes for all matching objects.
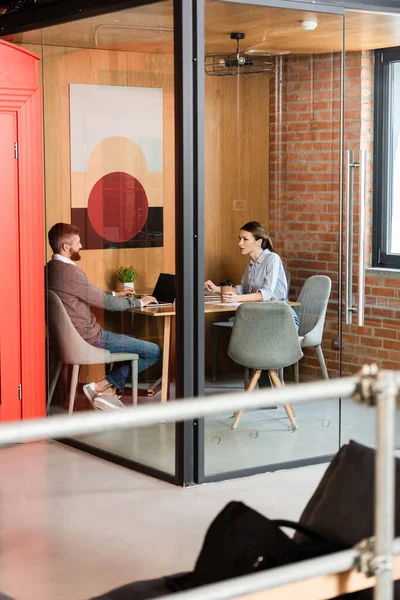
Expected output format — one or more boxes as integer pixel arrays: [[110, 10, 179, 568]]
[[117, 265, 137, 291]]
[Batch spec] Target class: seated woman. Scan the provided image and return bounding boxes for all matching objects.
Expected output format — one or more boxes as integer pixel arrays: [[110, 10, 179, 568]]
[[205, 221, 298, 389], [204, 221, 298, 326]]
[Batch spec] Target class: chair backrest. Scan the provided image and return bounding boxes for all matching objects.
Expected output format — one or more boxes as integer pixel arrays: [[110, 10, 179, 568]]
[[228, 303, 303, 371], [294, 276, 331, 347], [47, 290, 110, 365]]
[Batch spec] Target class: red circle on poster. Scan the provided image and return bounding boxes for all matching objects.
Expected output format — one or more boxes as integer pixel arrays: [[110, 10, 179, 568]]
[[87, 172, 149, 243]]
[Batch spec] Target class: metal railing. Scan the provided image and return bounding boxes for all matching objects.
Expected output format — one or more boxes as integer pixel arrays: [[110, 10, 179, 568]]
[[0, 365, 399, 600]]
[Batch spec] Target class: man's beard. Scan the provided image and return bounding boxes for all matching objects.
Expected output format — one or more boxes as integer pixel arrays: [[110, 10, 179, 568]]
[[70, 251, 81, 261]]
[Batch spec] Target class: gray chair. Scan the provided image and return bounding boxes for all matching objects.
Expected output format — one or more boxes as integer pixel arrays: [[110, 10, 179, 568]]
[[293, 276, 331, 383], [47, 290, 139, 413], [227, 303, 303, 430], [211, 269, 291, 382]]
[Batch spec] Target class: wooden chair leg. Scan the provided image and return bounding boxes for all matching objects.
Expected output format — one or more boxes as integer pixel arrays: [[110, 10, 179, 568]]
[[232, 369, 261, 430], [69, 364, 80, 414], [277, 368, 295, 416], [269, 369, 297, 431]]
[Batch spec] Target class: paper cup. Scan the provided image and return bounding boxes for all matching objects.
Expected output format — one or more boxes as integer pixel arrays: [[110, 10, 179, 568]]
[[220, 285, 232, 303]]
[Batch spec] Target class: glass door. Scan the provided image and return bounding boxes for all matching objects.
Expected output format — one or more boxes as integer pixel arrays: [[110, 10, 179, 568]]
[[200, 0, 345, 481], [341, 9, 400, 447]]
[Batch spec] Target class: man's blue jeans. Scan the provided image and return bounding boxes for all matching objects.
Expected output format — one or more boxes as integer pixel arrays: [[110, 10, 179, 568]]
[[94, 329, 161, 390]]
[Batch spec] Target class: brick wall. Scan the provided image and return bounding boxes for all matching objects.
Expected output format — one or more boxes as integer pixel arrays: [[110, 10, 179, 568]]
[[269, 51, 400, 378]]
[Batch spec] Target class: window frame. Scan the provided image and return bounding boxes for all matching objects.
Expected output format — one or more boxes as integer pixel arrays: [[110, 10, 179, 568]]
[[373, 46, 400, 269]]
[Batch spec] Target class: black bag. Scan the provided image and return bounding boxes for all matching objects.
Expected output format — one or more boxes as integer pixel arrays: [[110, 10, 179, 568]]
[[168, 500, 367, 598], [184, 502, 346, 586]]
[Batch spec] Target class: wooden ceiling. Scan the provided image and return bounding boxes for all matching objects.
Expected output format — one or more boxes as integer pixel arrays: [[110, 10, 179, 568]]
[[5, 0, 400, 54]]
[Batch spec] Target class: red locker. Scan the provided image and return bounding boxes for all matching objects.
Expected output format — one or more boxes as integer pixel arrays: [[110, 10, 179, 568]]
[[0, 40, 45, 422]]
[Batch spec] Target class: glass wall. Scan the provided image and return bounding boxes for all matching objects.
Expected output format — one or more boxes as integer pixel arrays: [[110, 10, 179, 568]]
[[5, 0, 179, 478], [200, 0, 400, 481], [339, 10, 400, 448], [201, 0, 344, 478]]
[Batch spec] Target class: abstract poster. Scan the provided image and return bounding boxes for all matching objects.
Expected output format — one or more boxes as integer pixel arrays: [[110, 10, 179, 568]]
[[69, 83, 163, 249]]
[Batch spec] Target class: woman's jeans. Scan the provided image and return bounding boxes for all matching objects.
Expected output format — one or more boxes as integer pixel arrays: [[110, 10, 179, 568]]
[[94, 329, 161, 390]]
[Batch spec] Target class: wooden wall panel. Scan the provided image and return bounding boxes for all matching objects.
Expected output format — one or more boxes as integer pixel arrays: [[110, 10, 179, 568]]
[[204, 73, 270, 373], [204, 73, 269, 287]]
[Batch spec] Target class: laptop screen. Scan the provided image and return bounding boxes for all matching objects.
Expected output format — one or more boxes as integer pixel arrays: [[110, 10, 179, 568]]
[[152, 274, 176, 304]]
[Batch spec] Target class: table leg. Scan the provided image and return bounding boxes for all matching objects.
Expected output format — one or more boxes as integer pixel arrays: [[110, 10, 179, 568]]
[[161, 315, 172, 403], [146, 315, 172, 400]]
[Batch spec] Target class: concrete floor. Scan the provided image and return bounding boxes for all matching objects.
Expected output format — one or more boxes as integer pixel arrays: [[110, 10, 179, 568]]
[[0, 441, 327, 600], [70, 374, 400, 477]]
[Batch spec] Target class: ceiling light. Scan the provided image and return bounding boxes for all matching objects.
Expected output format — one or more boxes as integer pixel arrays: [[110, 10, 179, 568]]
[[205, 32, 274, 77], [246, 49, 290, 55], [301, 19, 318, 31]]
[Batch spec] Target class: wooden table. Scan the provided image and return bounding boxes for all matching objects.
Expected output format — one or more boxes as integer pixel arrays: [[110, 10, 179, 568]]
[[132, 299, 300, 402]]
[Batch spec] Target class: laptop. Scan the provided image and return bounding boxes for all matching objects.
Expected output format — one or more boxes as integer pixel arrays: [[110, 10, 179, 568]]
[[148, 273, 176, 306]]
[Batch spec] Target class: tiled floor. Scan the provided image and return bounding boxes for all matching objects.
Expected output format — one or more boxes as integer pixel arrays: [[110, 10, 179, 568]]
[[0, 441, 327, 600]]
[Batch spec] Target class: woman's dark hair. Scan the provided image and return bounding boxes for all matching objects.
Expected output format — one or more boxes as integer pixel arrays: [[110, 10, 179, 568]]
[[240, 221, 275, 252]]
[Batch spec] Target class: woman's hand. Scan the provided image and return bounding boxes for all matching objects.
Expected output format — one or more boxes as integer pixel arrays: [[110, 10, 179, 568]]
[[222, 291, 240, 303], [204, 280, 220, 293]]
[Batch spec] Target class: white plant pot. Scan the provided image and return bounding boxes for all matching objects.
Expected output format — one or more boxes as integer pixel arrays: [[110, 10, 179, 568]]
[[117, 281, 135, 292]]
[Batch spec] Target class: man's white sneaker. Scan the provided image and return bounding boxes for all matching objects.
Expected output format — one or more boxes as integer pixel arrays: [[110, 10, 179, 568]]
[[83, 383, 97, 408], [93, 395, 127, 411]]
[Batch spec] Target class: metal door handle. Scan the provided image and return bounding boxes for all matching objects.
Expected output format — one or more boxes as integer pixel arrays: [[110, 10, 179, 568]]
[[345, 150, 358, 325], [345, 150, 367, 326], [358, 150, 367, 326]]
